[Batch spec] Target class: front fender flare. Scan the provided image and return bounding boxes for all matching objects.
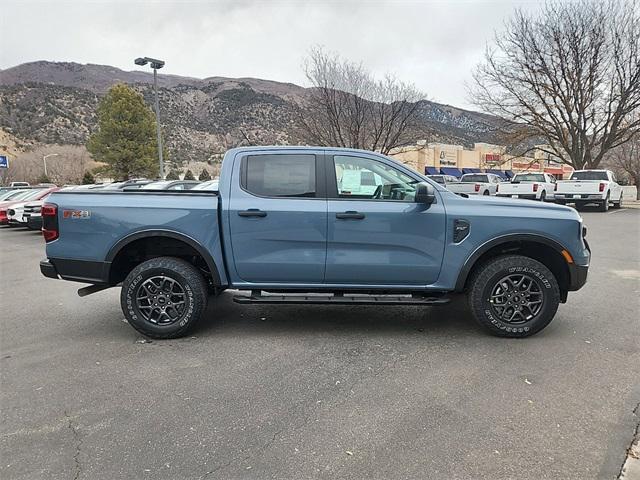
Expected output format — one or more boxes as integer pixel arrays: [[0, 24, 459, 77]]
[[454, 233, 570, 292]]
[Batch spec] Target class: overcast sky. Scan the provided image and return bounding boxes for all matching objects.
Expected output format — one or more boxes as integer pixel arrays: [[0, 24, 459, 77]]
[[0, 0, 543, 109]]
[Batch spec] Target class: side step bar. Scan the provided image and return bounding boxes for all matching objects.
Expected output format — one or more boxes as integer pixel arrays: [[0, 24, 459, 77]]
[[233, 291, 450, 306]]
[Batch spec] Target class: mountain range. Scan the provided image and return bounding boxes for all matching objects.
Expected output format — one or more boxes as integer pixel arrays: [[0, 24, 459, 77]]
[[0, 61, 503, 166]]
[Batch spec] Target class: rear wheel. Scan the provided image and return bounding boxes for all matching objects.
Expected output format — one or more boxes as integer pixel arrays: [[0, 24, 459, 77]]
[[121, 256, 208, 339], [468, 255, 560, 338], [598, 193, 610, 212], [539, 190, 547, 202], [483, 190, 490, 196], [613, 193, 623, 209]]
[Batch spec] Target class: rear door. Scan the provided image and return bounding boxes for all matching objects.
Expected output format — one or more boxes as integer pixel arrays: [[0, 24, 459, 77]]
[[227, 151, 328, 284], [324, 153, 446, 286]]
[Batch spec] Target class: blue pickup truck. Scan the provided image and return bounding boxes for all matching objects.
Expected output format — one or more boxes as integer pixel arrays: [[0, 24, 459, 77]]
[[40, 147, 589, 338]]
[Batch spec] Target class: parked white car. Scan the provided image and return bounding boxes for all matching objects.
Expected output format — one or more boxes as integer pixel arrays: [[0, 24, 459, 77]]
[[447, 173, 503, 196], [555, 170, 623, 211], [7, 201, 30, 226], [496, 173, 556, 201]]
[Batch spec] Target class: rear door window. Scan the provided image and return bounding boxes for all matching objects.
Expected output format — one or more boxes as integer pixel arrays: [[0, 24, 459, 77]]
[[242, 154, 317, 197]]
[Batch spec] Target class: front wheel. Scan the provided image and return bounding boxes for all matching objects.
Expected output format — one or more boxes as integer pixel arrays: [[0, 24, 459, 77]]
[[467, 255, 560, 337], [121, 256, 208, 339]]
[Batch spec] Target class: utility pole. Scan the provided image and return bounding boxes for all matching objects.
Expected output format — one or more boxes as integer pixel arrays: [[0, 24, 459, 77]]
[[43, 153, 59, 177], [134, 57, 165, 178]]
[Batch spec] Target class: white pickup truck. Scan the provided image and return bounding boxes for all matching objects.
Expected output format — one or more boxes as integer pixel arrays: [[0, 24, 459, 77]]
[[496, 173, 556, 201], [555, 170, 623, 211], [446, 173, 503, 196]]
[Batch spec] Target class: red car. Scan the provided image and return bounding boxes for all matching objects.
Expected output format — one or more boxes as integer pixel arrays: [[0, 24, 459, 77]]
[[0, 187, 59, 225]]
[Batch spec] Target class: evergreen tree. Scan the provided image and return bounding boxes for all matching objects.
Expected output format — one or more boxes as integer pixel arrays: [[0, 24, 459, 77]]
[[198, 168, 211, 181], [87, 83, 165, 179], [82, 171, 95, 184], [183, 169, 196, 180], [165, 168, 181, 180], [37, 174, 51, 184]]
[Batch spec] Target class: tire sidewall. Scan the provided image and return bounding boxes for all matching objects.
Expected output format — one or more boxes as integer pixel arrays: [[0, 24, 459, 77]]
[[470, 257, 560, 337], [121, 261, 204, 337]]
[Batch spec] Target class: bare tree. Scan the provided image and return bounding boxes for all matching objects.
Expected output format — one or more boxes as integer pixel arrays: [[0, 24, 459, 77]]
[[299, 47, 425, 155], [471, 0, 640, 169], [611, 113, 640, 199]]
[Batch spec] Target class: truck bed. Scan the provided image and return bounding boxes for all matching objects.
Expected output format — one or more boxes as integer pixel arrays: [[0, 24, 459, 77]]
[[43, 190, 223, 284]]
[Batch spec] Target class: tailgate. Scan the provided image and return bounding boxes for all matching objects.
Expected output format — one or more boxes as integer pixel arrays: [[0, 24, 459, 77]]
[[447, 183, 476, 194], [499, 183, 534, 194], [556, 181, 599, 194]]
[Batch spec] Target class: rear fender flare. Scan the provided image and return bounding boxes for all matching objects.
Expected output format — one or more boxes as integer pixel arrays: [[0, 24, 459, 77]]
[[105, 229, 222, 285]]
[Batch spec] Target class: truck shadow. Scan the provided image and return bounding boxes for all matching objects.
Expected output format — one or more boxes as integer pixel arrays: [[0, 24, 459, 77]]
[[195, 291, 481, 339]]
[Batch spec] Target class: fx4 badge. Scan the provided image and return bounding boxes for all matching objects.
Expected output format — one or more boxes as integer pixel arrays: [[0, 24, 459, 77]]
[[63, 210, 91, 219]]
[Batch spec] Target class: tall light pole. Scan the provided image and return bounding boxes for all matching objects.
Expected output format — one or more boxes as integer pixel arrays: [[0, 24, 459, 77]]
[[43, 153, 59, 177], [134, 56, 165, 178]]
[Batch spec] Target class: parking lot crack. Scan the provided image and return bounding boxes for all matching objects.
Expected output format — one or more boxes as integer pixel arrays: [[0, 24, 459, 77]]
[[617, 402, 640, 479], [64, 411, 82, 480], [199, 429, 283, 478]]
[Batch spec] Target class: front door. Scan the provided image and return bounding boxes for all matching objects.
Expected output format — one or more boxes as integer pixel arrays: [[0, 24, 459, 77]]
[[228, 152, 327, 284], [325, 153, 446, 286]]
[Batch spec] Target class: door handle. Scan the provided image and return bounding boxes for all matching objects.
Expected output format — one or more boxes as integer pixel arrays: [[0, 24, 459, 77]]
[[336, 211, 365, 220], [238, 209, 267, 218]]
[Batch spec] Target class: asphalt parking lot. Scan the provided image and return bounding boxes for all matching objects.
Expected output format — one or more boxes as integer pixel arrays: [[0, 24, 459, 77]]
[[1, 207, 639, 480]]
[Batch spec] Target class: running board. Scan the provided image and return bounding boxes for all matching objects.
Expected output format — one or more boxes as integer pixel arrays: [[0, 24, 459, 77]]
[[233, 292, 450, 306]]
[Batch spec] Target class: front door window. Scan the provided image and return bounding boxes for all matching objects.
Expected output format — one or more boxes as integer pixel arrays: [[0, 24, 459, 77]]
[[333, 155, 418, 201]]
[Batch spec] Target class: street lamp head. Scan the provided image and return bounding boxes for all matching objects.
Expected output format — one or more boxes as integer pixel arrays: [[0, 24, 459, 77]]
[[134, 56, 164, 69]]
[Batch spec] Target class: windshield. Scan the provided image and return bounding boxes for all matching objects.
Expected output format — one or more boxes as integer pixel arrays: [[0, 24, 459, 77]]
[[570, 171, 608, 181], [142, 181, 171, 189], [192, 180, 219, 191], [0, 190, 28, 200], [461, 174, 489, 183], [513, 174, 545, 182], [102, 182, 125, 190], [3, 189, 44, 201]]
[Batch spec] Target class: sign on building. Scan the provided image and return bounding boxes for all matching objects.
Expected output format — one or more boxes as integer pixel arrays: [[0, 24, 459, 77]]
[[484, 153, 502, 165], [438, 149, 457, 166], [0, 155, 8, 169]]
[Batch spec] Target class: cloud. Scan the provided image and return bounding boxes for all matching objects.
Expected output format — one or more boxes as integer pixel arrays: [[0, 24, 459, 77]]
[[0, 0, 541, 109]]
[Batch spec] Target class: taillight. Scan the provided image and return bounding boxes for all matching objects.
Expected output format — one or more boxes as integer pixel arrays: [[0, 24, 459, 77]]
[[0, 209, 6, 223], [599, 183, 605, 192], [42, 203, 59, 242], [533, 183, 539, 192], [474, 184, 480, 192]]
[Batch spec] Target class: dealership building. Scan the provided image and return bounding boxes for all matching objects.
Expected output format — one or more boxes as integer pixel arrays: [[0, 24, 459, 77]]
[[390, 141, 575, 179]]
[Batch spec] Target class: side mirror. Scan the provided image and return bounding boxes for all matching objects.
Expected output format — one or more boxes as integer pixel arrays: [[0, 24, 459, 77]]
[[415, 182, 436, 204]]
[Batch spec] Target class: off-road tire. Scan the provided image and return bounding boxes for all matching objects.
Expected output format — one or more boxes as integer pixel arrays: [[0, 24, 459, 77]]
[[468, 255, 561, 338], [121, 256, 208, 339]]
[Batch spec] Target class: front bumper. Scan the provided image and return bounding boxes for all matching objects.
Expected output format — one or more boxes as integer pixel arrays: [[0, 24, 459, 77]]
[[568, 263, 588, 291]]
